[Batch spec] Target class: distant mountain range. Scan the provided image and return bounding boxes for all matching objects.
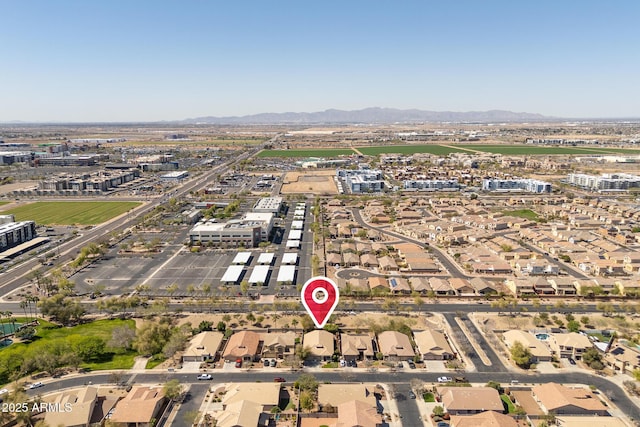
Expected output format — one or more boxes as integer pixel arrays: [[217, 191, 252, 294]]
[[183, 107, 553, 125]]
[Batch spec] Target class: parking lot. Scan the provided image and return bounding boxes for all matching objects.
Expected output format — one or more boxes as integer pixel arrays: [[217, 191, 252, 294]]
[[71, 200, 314, 298]]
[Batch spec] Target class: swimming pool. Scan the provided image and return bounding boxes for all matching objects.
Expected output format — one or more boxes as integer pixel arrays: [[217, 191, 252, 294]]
[[535, 333, 549, 340]]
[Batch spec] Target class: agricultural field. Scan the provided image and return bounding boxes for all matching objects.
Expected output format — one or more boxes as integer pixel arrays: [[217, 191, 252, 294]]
[[0, 201, 141, 225], [257, 148, 355, 158], [357, 144, 469, 156]]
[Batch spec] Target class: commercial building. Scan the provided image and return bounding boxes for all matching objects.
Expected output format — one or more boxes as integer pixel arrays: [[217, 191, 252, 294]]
[[404, 179, 461, 191], [482, 178, 551, 193], [337, 169, 386, 193], [252, 197, 283, 213], [0, 220, 37, 252], [160, 170, 189, 181], [567, 172, 640, 192], [188, 212, 274, 248]]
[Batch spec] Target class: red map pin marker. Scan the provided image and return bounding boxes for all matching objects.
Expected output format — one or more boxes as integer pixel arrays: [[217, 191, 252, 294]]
[[301, 276, 339, 329]]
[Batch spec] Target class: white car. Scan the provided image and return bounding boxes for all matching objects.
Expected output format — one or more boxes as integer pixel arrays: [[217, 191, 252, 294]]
[[197, 374, 212, 380], [437, 376, 452, 383], [29, 382, 44, 389]]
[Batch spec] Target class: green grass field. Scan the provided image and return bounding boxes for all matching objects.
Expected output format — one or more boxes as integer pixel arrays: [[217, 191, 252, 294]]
[[357, 145, 468, 156], [501, 209, 540, 221], [0, 319, 138, 382], [1, 201, 141, 225], [257, 148, 355, 158]]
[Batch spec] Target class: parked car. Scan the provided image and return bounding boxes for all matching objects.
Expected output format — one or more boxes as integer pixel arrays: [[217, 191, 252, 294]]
[[29, 382, 44, 389], [454, 376, 467, 383], [408, 391, 416, 399], [235, 359, 242, 368], [263, 359, 270, 367], [270, 359, 277, 367], [437, 376, 452, 383], [197, 374, 212, 381], [568, 358, 576, 365], [348, 359, 357, 368], [273, 377, 286, 382], [407, 361, 416, 369]]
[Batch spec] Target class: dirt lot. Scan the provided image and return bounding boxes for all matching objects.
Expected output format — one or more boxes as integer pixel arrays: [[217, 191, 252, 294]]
[[281, 170, 338, 194]]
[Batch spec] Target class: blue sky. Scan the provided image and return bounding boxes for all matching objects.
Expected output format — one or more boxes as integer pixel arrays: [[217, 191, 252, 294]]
[[2, 1, 639, 121]]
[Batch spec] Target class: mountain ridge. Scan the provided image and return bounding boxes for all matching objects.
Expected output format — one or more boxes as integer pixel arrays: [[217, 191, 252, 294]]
[[183, 107, 554, 124]]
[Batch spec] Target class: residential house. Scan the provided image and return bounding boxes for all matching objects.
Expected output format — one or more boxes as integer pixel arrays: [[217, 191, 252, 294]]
[[378, 255, 398, 272], [532, 383, 608, 416], [336, 399, 383, 427], [221, 382, 282, 412], [409, 276, 432, 294], [109, 386, 166, 427], [549, 333, 593, 360], [429, 278, 455, 295], [261, 331, 296, 360], [532, 277, 555, 295], [44, 386, 99, 427], [605, 342, 640, 374], [502, 330, 552, 362], [438, 387, 503, 415], [388, 277, 411, 294], [377, 330, 415, 361], [340, 333, 375, 361], [303, 329, 335, 362], [450, 411, 518, 427], [469, 277, 499, 295], [616, 279, 640, 296], [222, 331, 261, 362], [449, 278, 474, 295], [182, 331, 224, 362], [504, 278, 535, 296], [327, 252, 342, 266], [343, 252, 360, 267], [547, 277, 577, 295], [318, 384, 378, 408], [360, 253, 379, 267], [368, 276, 389, 293], [414, 330, 455, 360], [216, 400, 266, 427]]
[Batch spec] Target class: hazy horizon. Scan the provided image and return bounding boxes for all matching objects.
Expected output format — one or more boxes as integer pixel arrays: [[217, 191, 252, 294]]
[[3, 1, 639, 122]]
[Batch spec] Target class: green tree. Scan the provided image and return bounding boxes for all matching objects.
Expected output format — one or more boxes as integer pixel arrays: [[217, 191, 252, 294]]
[[299, 390, 314, 412], [510, 341, 533, 368], [294, 373, 319, 391], [582, 347, 604, 371], [432, 405, 445, 417], [163, 379, 183, 401], [72, 336, 106, 361], [135, 322, 172, 356], [567, 320, 580, 333]]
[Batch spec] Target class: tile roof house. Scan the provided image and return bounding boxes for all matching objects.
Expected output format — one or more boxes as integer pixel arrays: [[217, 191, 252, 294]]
[[216, 399, 266, 427], [549, 332, 593, 360], [182, 331, 224, 362], [502, 330, 552, 362], [109, 386, 166, 427], [44, 386, 99, 427], [222, 330, 262, 362], [439, 386, 503, 415], [532, 383, 608, 416], [414, 330, 455, 360], [450, 410, 518, 427], [304, 329, 335, 361], [336, 399, 383, 427], [377, 330, 415, 361], [340, 333, 375, 361], [318, 384, 377, 408], [261, 331, 297, 360]]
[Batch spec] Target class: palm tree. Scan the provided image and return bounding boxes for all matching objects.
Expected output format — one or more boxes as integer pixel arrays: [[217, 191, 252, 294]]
[[20, 300, 29, 322]]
